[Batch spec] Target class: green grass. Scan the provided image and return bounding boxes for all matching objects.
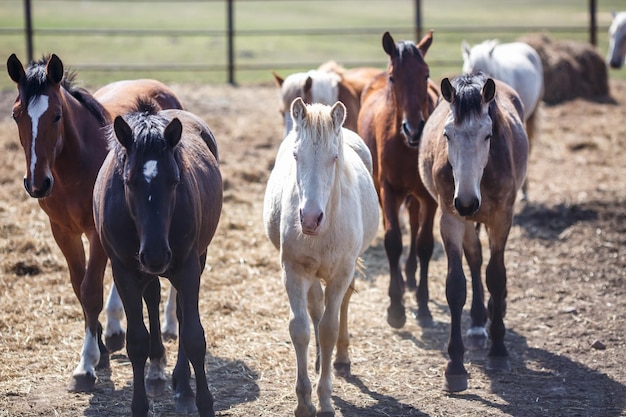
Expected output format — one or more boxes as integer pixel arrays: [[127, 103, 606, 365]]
[[0, 0, 624, 90]]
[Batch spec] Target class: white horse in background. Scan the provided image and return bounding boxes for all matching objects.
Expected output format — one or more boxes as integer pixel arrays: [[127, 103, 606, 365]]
[[607, 11, 626, 69], [462, 39, 543, 200], [263, 98, 379, 417]]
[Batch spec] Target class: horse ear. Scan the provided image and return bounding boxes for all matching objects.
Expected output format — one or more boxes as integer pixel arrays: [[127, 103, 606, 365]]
[[461, 41, 471, 61], [164, 118, 183, 148], [7, 53, 25, 84], [487, 39, 498, 57], [303, 76, 313, 94], [272, 71, 284, 87], [441, 78, 455, 103], [417, 30, 434, 56], [290, 97, 307, 127], [330, 101, 346, 132], [382, 32, 398, 57], [46, 54, 64, 85], [113, 116, 134, 150], [482, 78, 496, 103]]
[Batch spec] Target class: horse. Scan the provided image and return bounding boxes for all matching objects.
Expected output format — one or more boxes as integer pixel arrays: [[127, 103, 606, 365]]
[[263, 98, 379, 417], [607, 11, 626, 69], [95, 79, 187, 347], [6, 53, 183, 392], [461, 39, 543, 200], [93, 99, 222, 417], [418, 73, 528, 392], [357, 31, 439, 329]]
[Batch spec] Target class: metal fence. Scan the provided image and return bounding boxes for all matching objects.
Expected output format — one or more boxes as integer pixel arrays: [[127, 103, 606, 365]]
[[9, 0, 603, 85]]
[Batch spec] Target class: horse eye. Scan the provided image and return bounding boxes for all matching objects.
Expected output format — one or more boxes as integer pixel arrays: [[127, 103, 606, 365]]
[[388, 75, 395, 83], [443, 132, 449, 140], [54, 114, 61, 123], [485, 133, 492, 141], [292, 151, 298, 161]]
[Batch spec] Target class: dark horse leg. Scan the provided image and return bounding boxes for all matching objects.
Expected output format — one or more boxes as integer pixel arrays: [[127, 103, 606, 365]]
[[381, 183, 407, 328], [484, 219, 512, 372], [440, 215, 469, 392], [143, 278, 168, 397], [463, 223, 489, 351], [407, 194, 436, 327], [112, 264, 152, 417], [171, 257, 215, 417], [52, 225, 108, 392]]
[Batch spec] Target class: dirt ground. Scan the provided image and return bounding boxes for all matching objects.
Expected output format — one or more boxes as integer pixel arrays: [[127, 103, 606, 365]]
[[0, 76, 624, 417]]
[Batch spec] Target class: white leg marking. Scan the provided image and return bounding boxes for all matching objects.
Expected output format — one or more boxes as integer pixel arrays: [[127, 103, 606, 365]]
[[161, 284, 178, 338], [73, 327, 100, 378], [104, 284, 125, 338]]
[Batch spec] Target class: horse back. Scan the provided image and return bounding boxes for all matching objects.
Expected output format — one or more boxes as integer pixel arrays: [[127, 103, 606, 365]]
[[161, 109, 219, 163], [94, 79, 184, 120]]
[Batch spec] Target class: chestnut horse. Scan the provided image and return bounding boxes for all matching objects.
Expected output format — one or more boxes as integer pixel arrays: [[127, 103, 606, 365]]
[[6, 53, 183, 392], [357, 31, 439, 328], [272, 63, 379, 136], [419, 73, 528, 392], [94, 99, 222, 417]]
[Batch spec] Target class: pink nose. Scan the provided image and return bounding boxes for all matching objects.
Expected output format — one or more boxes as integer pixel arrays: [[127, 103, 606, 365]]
[[299, 208, 324, 234]]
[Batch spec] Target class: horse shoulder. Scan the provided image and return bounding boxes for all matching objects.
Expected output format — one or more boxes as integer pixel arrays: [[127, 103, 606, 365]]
[[419, 102, 450, 201]]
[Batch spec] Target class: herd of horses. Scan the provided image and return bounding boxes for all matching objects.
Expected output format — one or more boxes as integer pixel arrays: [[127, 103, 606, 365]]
[[6, 14, 625, 416]]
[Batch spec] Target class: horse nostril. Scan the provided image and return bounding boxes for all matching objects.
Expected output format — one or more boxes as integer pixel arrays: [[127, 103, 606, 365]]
[[23, 177, 30, 194], [454, 197, 480, 216], [317, 212, 324, 226], [42, 176, 52, 193]]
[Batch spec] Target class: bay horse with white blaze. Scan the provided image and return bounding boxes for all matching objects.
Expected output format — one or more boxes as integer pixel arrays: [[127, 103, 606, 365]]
[[6, 53, 183, 392], [263, 98, 379, 417], [94, 99, 222, 417], [418, 73, 528, 392], [357, 31, 439, 329]]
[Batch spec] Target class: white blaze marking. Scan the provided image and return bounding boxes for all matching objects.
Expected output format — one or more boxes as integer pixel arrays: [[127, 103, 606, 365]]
[[143, 160, 158, 183], [27, 95, 49, 180]]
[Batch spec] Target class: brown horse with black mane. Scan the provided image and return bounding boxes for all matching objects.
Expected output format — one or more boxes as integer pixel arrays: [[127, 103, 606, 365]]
[[357, 31, 439, 329], [6, 53, 183, 392], [419, 73, 528, 392]]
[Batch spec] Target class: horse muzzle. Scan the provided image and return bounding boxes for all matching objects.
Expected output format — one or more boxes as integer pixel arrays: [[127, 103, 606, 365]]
[[299, 208, 323, 235], [402, 120, 425, 147], [139, 247, 172, 275], [454, 196, 480, 217], [24, 175, 53, 199]]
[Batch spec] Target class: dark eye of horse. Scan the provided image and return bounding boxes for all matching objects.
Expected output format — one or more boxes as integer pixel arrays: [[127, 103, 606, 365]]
[[292, 151, 298, 161], [485, 133, 493, 141], [388, 75, 395, 83], [54, 114, 61, 123], [443, 132, 449, 140]]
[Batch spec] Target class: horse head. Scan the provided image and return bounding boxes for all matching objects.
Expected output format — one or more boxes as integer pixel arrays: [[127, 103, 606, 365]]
[[441, 74, 495, 217], [113, 106, 182, 275], [7, 54, 66, 198], [607, 12, 626, 69], [382, 30, 433, 147], [290, 97, 345, 235]]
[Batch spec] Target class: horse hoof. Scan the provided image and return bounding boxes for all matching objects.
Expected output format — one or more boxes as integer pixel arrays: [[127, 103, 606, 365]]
[[67, 373, 96, 392], [416, 309, 434, 328], [443, 373, 468, 393], [333, 361, 351, 378], [146, 377, 167, 397], [294, 403, 316, 417], [317, 411, 335, 417], [487, 356, 511, 372], [105, 331, 126, 352], [162, 331, 178, 342], [174, 394, 197, 414], [466, 335, 487, 351], [386, 304, 406, 329]]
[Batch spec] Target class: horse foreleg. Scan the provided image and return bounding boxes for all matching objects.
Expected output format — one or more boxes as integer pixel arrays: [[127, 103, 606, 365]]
[[463, 222, 488, 351], [413, 194, 437, 327], [143, 278, 167, 398], [161, 283, 178, 341], [50, 224, 102, 392], [307, 281, 323, 374], [484, 219, 512, 372], [317, 268, 353, 417], [174, 262, 214, 417], [333, 277, 354, 378], [404, 196, 419, 291], [285, 266, 316, 417], [381, 186, 406, 328], [104, 283, 126, 352], [440, 214, 469, 393]]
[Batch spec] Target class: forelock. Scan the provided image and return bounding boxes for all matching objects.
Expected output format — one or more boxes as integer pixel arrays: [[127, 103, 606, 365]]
[[450, 73, 489, 124]]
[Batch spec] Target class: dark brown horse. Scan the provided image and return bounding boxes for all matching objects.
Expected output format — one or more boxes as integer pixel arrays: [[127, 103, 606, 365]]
[[93, 99, 222, 417], [357, 31, 439, 328], [418, 73, 528, 392], [6, 53, 183, 392]]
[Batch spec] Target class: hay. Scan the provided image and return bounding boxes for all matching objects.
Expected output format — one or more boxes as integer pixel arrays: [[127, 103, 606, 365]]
[[519, 33, 610, 104]]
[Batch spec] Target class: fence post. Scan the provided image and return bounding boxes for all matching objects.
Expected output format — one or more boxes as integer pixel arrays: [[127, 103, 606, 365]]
[[226, 0, 235, 85], [589, 0, 597, 46], [414, 0, 422, 42], [24, 0, 33, 62]]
